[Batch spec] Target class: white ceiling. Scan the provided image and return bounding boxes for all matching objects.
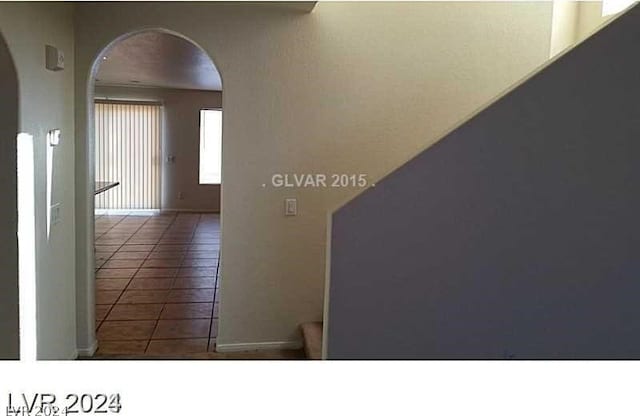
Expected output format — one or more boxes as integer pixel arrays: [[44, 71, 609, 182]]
[[95, 32, 222, 91]]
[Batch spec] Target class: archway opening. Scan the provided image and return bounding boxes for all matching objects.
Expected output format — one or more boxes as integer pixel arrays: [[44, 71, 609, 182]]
[[87, 29, 223, 357]]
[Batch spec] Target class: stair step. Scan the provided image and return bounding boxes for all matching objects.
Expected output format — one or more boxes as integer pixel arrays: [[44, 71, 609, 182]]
[[300, 321, 323, 360]]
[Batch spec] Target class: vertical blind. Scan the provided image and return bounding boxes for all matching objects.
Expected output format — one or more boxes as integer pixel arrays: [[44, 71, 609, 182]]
[[95, 101, 161, 210]]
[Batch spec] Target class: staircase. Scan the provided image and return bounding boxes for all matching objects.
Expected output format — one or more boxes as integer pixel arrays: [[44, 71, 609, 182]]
[[325, 5, 640, 359], [300, 322, 323, 359]]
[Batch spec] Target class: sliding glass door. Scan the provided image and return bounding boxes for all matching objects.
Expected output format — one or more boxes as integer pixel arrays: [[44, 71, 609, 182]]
[[95, 101, 162, 210]]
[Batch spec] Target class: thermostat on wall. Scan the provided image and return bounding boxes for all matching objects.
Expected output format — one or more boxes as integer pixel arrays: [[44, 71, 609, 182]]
[[45, 45, 64, 71]]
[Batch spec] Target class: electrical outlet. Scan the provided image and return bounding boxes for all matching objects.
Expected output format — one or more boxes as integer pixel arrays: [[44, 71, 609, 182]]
[[285, 198, 297, 216], [178, 192, 184, 200]]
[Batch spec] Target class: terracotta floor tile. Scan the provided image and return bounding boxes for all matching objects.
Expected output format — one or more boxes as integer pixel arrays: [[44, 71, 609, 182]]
[[110, 251, 149, 260], [172, 278, 215, 289], [142, 258, 182, 268], [176, 268, 216, 278], [152, 319, 210, 339], [128, 239, 160, 245], [147, 251, 185, 260], [96, 290, 122, 305], [154, 244, 189, 252], [118, 290, 170, 304], [146, 338, 209, 355], [107, 304, 164, 320], [184, 251, 219, 259], [95, 304, 112, 321], [134, 268, 178, 278], [160, 303, 213, 319], [96, 238, 128, 245], [97, 320, 157, 341], [189, 244, 219, 251], [118, 244, 155, 252], [103, 259, 145, 269], [167, 289, 215, 303], [97, 340, 148, 355], [95, 252, 114, 262], [128, 278, 175, 290], [181, 259, 218, 268], [96, 279, 131, 291], [95, 245, 121, 254], [96, 268, 138, 279], [92, 212, 224, 356]]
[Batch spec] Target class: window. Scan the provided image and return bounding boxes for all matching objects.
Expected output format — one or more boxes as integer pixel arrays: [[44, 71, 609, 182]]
[[602, 0, 635, 16], [199, 109, 222, 184]]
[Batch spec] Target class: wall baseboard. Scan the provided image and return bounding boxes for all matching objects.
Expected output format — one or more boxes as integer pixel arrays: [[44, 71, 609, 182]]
[[76, 340, 98, 358], [162, 209, 220, 213], [215, 340, 302, 353]]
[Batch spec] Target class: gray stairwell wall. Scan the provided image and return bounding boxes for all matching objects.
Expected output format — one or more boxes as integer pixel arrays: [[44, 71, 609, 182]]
[[327, 5, 640, 359]]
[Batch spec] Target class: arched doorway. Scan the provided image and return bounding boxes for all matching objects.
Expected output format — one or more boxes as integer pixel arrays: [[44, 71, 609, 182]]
[[86, 29, 223, 357], [0, 31, 20, 359]]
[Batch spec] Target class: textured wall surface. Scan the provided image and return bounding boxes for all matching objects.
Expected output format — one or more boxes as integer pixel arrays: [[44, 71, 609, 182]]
[[74, 2, 553, 350]]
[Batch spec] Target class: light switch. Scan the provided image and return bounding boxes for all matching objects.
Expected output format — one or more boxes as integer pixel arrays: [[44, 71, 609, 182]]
[[48, 129, 61, 146], [50, 203, 61, 225], [285, 198, 297, 216]]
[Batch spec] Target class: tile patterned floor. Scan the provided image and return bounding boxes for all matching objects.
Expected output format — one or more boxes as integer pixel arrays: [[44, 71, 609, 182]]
[[94, 212, 222, 357]]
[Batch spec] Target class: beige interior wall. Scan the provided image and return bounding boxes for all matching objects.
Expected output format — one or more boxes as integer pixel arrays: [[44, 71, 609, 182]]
[[74, 2, 554, 350], [94, 85, 222, 212], [550, 1, 580, 57], [0, 3, 77, 359]]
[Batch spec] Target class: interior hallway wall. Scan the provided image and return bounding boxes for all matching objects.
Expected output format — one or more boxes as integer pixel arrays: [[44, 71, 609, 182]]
[[0, 3, 77, 359], [74, 2, 554, 350], [0, 30, 20, 359], [94, 85, 222, 212]]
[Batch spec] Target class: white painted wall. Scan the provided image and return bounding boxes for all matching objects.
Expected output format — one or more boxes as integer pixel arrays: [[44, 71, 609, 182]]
[[94, 85, 222, 212], [0, 29, 20, 359], [74, 2, 554, 350], [0, 3, 77, 359], [550, 1, 579, 57]]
